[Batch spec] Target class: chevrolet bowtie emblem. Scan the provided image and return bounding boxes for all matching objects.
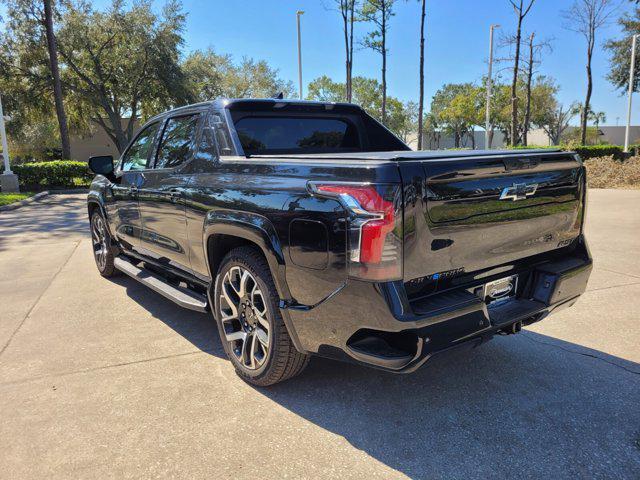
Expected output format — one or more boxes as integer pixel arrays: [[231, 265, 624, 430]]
[[499, 183, 538, 201]]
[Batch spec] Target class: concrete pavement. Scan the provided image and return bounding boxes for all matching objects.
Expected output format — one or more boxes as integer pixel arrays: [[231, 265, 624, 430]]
[[0, 190, 638, 479]]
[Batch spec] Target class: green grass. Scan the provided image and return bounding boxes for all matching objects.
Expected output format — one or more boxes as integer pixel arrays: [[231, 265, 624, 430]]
[[0, 192, 34, 207]]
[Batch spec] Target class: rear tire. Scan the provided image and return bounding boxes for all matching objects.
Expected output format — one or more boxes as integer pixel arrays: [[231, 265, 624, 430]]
[[90, 210, 118, 278], [213, 246, 309, 386]]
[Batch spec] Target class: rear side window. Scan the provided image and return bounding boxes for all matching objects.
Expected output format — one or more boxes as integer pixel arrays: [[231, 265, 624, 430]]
[[155, 114, 200, 169], [234, 116, 360, 155], [121, 123, 159, 171]]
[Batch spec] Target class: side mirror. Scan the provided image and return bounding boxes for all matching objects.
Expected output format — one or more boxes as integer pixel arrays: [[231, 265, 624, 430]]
[[88, 155, 114, 176]]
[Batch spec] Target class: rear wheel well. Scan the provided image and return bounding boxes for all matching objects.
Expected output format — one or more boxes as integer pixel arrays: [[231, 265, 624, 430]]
[[207, 234, 266, 279]]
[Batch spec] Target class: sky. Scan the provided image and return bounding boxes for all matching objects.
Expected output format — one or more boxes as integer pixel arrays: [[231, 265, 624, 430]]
[[3, 0, 639, 125], [173, 0, 639, 125]]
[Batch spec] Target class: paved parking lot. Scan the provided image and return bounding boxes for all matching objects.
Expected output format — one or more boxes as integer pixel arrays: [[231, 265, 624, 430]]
[[0, 190, 639, 479]]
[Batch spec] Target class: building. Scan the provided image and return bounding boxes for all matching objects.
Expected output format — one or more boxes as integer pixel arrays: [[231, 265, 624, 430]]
[[70, 119, 139, 161]]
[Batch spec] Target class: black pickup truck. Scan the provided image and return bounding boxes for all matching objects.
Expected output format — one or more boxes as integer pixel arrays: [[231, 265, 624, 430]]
[[87, 98, 592, 386]]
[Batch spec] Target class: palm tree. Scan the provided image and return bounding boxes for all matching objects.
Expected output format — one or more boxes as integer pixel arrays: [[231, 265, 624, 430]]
[[588, 109, 606, 144]]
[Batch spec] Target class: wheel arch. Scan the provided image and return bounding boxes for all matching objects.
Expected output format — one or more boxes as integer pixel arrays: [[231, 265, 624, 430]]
[[203, 211, 290, 301], [203, 212, 305, 354]]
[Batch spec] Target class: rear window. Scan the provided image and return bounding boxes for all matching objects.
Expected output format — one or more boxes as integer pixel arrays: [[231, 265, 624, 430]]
[[234, 116, 360, 155]]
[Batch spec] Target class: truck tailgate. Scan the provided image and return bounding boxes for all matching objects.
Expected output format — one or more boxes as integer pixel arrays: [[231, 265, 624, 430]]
[[399, 152, 586, 287]]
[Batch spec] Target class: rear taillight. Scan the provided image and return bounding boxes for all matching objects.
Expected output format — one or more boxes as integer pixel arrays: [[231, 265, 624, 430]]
[[309, 182, 403, 281]]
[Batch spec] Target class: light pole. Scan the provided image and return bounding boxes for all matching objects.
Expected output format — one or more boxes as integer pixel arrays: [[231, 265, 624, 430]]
[[624, 34, 639, 153], [485, 24, 500, 150], [296, 10, 304, 100], [0, 93, 19, 193]]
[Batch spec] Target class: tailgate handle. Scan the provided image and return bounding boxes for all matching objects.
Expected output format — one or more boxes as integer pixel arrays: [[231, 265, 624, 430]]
[[503, 158, 540, 171]]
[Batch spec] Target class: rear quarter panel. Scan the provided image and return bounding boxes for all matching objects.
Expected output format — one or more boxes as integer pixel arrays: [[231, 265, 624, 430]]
[[183, 158, 401, 307]]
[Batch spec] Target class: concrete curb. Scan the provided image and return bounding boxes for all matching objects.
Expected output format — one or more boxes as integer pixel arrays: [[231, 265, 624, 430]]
[[49, 188, 89, 194], [0, 191, 49, 212]]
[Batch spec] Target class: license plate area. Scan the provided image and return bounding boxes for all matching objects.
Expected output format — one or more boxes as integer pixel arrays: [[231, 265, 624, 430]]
[[483, 275, 518, 306]]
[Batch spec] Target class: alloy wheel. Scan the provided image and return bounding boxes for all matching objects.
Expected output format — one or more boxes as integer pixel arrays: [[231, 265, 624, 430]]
[[91, 215, 108, 271], [219, 266, 271, 370]]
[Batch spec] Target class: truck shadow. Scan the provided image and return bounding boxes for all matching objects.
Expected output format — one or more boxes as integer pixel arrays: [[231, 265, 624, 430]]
[[113, 274, 640, 478], [111, 275, 225, 358], [258, 334, 640, 478]]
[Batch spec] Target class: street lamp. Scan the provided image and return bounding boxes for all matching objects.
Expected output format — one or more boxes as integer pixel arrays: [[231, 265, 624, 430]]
[[485, 24, 500, 150], [0, 93, 19, 193], [624, 34, 639, 153], [296, 10, 304, 100]]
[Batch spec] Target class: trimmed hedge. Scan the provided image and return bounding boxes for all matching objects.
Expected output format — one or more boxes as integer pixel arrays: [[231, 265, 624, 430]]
[[1, 161, 93, 189], [572, 145, 624, 160], [506, 144, 627, 160]]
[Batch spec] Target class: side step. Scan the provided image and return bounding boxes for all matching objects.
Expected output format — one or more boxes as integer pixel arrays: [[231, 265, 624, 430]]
[[114, 257, 209, 313]]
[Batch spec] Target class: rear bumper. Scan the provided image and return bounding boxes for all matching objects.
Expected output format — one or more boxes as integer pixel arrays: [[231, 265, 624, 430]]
[[284, 236, 592, 372]]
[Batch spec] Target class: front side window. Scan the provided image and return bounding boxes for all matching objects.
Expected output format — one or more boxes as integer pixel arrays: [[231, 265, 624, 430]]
[[155, 114, 200, 169], [121, 123, 160, 171], [233, 116, 360, 155]]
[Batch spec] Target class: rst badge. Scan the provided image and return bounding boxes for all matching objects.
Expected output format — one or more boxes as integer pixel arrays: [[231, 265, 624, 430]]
[[499, 183, 538, 201]]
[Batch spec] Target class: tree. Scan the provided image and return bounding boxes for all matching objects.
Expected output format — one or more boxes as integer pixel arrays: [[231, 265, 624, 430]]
[[605, 6, 640, 93], [417, 0, 426, 150], [42, 0, 70, 158], [430, 83, 482, 148], [386, 99, 418, 143], [360, 0, 395, 122], [588, 109, 607, 143], [183, 48, 295, 101], [536, 102, 580, 144], [508, 0, 536, 146], [55, 0, 192, 153], [326, 0, 358, 101], [521, 33, 552, 145], [422, 113, 441, 149], [306, 75, 415, 140], [1, 0, 71, 158], [478, 75, 559, 146], [306, 75, 346, 102], [309, 75, 387, 117], [563, 0, 617, 145]]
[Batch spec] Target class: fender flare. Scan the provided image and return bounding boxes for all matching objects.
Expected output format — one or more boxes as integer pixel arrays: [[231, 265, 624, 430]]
[[202, 210, 291, 301], [87, 192, 114, 237], [203, 210, 307, 353]]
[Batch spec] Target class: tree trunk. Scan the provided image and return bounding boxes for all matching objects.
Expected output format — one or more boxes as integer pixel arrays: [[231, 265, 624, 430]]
[[43, 0, 71, 159], [523, 32, 534, 147], [510, 7, 523, 147], [417, 0, 426, 150], [582, 58, 592, 146], [488, 128, 494, 149], [381, 0, 387, 123], [347, 0, 355, 102], [342, 1, 354, 102]]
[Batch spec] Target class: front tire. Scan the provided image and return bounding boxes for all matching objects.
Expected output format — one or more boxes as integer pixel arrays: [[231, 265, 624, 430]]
[[213, 247, 309, 386], [90, 210, 118, 278]]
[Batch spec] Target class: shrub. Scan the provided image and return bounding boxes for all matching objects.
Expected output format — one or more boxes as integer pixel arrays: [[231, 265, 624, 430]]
[[584, 156, 640, 189], [570, 145, 624, 160], [1, 160, 92, 189], [510, 145, 560, 150]]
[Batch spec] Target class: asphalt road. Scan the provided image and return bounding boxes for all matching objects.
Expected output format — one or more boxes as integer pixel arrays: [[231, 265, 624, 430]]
[[0, 190, 638, 479]]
